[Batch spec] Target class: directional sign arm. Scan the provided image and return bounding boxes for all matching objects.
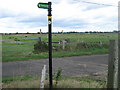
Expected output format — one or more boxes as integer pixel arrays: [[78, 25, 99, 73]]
[[37, 2, 48, 9]]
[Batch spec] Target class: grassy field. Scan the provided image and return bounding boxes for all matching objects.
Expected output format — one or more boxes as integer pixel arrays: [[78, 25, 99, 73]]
[[2, 33, 118, 62], [2, 75, 107, 88]]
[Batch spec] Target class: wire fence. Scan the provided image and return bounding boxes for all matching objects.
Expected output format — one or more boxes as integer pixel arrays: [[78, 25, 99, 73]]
[[1, 38, 38, 42], [2, 38, 38, 47]]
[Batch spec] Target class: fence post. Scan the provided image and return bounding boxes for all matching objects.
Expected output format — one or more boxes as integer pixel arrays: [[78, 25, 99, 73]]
[[107, 40, 118, 88], [40, 65, 46, 88], [118, 39, 120, 88], [113, 40, 118, 89], [38, 37, 42, 42]]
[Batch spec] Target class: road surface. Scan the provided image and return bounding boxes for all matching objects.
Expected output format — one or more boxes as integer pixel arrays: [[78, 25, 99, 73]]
[[2, 54, 108, 78]]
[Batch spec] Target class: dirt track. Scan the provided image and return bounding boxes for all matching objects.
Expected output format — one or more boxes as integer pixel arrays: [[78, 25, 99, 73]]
[[2, 54, 108, 78]]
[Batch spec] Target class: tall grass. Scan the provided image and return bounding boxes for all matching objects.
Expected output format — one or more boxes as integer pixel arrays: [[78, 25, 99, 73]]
[[2, 76, 107, 88]]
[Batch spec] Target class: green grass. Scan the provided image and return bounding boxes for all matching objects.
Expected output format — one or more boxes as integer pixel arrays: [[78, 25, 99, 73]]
[[2, 75, 107, 88], [2, 33, 118, 62], [2, 48, 108, 62], [2, 75, 34, 83]]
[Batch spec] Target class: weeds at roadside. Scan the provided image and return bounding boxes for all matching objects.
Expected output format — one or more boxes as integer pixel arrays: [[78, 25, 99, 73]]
[[2, 75, 107, 88], [53, 68, 63, 87]]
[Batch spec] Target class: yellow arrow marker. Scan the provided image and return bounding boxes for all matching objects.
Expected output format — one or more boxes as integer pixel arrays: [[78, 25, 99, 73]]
[[48, 16, 52, 19]]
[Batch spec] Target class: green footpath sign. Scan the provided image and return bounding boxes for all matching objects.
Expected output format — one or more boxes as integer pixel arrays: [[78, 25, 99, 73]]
[[37, 2, 48, 9]]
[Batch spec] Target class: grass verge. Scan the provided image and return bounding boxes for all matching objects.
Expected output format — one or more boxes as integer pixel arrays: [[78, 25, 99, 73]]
[[3, 48, 108, 62], [2, 75, 107, 88]]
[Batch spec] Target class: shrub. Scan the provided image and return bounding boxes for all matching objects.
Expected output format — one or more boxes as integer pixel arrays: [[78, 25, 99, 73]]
[[33, 40, 48, 54], [75, 42, 108, 50]]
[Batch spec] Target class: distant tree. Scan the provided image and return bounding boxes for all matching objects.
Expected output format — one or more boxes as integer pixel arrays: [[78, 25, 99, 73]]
[[100, 31, 103, 33], [85, 31, 88, 33], [89, 31, 92, 33], [113, 30, 118, 33], [16, 32, 18, 34], [93, 31, 97, 33], [37, 32, 40, 34]]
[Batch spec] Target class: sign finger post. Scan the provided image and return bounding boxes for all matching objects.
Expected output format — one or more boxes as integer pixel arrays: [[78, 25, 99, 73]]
[[37, 2, 53, 88]]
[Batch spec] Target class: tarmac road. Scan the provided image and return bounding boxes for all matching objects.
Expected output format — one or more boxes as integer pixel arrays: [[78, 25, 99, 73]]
[[2, 54, 108, 78]]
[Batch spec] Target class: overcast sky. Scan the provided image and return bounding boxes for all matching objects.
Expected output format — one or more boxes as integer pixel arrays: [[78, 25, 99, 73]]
[[0, 0, 118, 33]]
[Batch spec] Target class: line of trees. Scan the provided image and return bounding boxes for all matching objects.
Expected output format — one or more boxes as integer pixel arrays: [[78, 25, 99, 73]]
[[1, 30, 119, 35]]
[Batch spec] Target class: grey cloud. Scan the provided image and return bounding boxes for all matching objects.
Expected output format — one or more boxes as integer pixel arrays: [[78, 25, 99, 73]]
[[53, 18, 89, 28], [0, 8, 17, 18]]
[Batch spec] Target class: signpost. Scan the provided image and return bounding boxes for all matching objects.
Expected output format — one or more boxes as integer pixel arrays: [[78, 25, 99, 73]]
[[37, 2, 53, 88], [37, 3, 48, 9]]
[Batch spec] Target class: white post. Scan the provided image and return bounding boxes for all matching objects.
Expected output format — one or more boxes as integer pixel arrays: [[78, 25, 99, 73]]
[[62, 40, 66, 50], [40, 65, 46, 88]]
